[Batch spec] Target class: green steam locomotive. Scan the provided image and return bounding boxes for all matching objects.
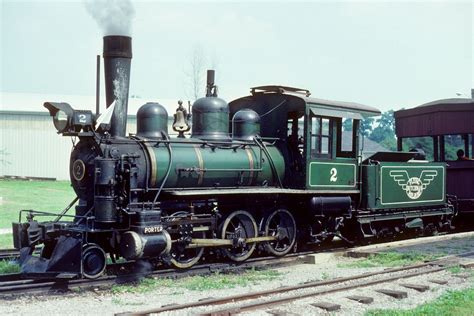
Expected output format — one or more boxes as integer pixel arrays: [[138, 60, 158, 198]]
[[12, 36, 453, 279]]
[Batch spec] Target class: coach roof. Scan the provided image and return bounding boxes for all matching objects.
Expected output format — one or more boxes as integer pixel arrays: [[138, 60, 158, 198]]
[[394, 97, 474, 137]]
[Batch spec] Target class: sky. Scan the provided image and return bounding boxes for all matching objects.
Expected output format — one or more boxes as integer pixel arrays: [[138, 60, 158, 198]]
[[1, 0, 472, 112]]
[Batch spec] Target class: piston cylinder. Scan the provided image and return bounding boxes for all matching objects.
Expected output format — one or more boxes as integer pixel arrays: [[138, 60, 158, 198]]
[[119, 230, 172, 260]]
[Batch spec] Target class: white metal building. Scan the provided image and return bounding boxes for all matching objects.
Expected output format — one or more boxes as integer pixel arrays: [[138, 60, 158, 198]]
[[0, 92, 180, 180]]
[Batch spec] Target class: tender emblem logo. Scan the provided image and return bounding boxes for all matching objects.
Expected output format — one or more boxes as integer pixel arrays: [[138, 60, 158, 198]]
[[389, 170, 438, 200]]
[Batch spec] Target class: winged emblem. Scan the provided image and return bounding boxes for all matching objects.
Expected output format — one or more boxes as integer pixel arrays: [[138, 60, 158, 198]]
[[420, 170, 438, 189], [389, 170, 410, 190], [389, 169, 438, 200]]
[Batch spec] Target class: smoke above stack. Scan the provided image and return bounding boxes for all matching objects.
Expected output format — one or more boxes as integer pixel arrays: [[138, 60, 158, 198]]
[[85, 0, 135, 36]]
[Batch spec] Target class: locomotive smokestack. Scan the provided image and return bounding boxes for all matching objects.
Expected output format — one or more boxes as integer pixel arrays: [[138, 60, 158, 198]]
[[206, 70, 217, 97], [103, 35, 132, 137]]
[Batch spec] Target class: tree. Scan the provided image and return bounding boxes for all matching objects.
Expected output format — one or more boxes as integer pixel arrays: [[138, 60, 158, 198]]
[[360, 117, 374, 137], [185, 45, 206, 101], [369, 110, 396, 150], [343, 117, 374, 136]]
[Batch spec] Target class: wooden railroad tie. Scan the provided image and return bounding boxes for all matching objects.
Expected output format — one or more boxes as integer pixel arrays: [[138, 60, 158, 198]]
[[266, 310, 300, 316], [400, 283, 430, 292], [429, 279, 448, 285], [375, 289, 408, 299], [202, 309, 240, 316], [346, 295, 374, 304], [310, 302, 341, 311]]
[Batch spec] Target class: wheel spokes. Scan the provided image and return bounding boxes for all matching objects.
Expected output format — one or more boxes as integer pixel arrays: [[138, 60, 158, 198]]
[[221, 210, 258, 262], [263, 209, 296, 256]]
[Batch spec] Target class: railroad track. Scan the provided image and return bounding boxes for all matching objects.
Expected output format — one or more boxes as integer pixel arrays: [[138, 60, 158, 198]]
[[0, 249, 19, 260], [0, 231, 472, 298], [0, 248, 333, 297], [0, 226, 465, 261], [116, 251, 474, 316]]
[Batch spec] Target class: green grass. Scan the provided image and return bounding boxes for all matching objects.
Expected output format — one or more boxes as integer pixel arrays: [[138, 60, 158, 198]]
[[0, 260, 20, 274], [111, 268, 282, 294], [447, 265, 474, 279], [0, 234, 13, 248], [340, 251, 442, 268], [0, 179, 75, 228], [365, 287, 474, 316]]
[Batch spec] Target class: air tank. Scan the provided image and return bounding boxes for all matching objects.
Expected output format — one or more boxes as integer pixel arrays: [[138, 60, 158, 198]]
[[136, 102, 168, 138], [232, 108, 260, 141]]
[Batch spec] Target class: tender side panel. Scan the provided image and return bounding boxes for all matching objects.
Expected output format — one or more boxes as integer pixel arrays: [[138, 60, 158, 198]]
[[363, 162, 446, 209]]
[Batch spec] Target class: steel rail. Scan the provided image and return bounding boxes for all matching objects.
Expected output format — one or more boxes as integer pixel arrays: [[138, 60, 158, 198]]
[[116, 251, 473, 316], [0, 248, 317, 297], [0, 249, 19, 260], [115, 263, 433, 316], [203, 266, 447, 316]]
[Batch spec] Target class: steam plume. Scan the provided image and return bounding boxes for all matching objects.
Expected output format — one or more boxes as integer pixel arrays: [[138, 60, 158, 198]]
[[85, 0, 135, 36]]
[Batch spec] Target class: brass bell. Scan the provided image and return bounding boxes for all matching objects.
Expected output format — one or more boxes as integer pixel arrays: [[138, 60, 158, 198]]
[[173, 100, 190, 138]]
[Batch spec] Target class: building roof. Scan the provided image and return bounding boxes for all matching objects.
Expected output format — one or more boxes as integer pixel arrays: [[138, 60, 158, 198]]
[[0, 92, 183, 117]]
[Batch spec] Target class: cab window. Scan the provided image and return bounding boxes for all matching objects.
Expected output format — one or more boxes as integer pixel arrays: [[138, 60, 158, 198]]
[[310, 116, 332, 158], [336, 118, 358, 158]]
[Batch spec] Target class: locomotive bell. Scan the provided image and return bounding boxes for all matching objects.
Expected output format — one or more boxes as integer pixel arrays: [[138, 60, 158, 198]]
[[172, 100, 190, 138]]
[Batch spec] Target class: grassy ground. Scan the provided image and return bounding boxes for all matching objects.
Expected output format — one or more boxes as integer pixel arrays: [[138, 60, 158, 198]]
[[0, 260, 20, 274], [339, 251, 443, 268], [366, 287, 474, 316], [111, 268, 282, 294], [0, 179, 75, 228], [0, 234, 13, 249]]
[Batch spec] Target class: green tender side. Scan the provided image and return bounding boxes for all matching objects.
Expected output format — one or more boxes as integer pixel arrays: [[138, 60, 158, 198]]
[[362, 162, 446, 209], [148, 140, 285, 189]]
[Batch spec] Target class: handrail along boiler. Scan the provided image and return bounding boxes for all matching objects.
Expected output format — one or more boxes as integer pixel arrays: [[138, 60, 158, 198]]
[[12, 36, 454, 278]]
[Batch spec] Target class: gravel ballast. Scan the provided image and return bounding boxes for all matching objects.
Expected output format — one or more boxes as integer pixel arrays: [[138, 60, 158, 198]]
[[0, 235, 473, 315]]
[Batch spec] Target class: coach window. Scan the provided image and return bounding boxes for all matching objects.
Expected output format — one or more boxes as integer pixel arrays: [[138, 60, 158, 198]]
[[310, 115, 332, 158]]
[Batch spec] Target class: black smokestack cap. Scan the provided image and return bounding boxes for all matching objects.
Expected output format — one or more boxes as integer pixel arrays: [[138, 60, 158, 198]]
[[103, 36, 132, 137], [103, 36, 132, 58]]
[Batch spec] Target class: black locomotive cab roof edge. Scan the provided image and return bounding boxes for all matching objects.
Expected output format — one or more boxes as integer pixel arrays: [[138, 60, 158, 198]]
[[230, 85, 381, 118]]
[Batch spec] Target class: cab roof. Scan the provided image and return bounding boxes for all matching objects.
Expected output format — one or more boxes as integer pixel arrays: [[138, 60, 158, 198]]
[[231, 85, 381, 119]]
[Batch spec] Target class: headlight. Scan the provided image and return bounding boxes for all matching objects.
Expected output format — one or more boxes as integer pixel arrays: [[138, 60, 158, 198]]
[[44, 102, 93, 134], [53, 109, 69, 133]]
